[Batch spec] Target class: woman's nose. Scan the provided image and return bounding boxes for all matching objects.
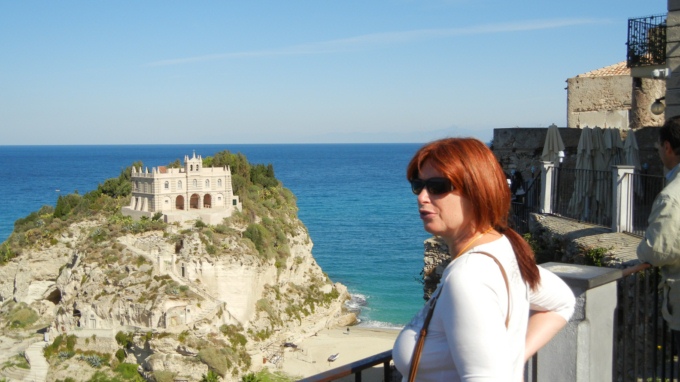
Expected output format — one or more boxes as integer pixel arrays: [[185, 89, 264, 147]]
[[417, 188, 430, 203]]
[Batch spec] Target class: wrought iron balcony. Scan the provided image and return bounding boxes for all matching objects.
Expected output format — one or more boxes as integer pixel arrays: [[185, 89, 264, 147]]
[[627, 14, 666, 68]]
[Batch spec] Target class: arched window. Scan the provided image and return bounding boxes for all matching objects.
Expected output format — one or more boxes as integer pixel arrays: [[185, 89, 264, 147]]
[[164, 181, 169, 189], [178, 180, 183, 190], [217, 179, 222, 187], [205, 179, 210, 188], [193, 179, 197, 187], [190, 165, 194, 171]]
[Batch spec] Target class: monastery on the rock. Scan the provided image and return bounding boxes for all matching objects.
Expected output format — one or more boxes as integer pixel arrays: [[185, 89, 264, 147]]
[[122, 152, 242, 225]]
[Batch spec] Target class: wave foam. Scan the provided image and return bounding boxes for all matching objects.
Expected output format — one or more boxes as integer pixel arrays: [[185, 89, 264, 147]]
[[344, 293, 368, 313]]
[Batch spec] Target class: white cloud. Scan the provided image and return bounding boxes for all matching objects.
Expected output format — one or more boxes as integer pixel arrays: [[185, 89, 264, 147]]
[[146, 18, 604, 67]]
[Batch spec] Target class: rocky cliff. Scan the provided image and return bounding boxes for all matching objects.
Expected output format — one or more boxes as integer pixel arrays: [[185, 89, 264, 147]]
[[0, 154, 355, 382]]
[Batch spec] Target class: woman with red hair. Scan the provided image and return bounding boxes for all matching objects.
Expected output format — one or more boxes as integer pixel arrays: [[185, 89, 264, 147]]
[[393, 138, 574, 381]]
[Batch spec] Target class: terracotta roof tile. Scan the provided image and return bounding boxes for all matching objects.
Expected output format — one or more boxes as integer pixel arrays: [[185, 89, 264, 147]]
[[576, 61, 630, 78]]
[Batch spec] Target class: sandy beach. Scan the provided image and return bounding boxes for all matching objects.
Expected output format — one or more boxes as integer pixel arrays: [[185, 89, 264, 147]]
[[272, 326, 401, 380]]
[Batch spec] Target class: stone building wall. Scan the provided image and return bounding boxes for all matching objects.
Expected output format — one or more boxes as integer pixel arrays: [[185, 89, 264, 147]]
[[566, 66, 664, 129], [631, 78, 666, 127], [567, 75, 632, 129], [667, 1, 680, 119]]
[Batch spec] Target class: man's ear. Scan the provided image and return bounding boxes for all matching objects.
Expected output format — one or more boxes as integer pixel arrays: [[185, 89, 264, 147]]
[[663, 140, 672, 154]]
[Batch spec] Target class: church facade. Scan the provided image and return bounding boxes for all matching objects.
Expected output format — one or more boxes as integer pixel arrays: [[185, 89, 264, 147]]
[[122, 152, 242, 224]]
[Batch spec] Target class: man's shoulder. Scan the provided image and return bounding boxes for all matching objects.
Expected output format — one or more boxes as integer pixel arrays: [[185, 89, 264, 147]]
[[663, 173, 680, 198], [670, 168, 680, 184]]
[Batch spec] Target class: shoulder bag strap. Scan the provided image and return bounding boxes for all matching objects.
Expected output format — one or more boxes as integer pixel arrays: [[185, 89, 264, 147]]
[[476, 251, 511, 328], [407, 288, 441, 382], [407, 251, 510, 382]]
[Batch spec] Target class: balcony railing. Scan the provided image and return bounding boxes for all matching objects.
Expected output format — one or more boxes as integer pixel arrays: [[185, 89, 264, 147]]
[[538, 163, 664, 237], [510, 173, 542, 235], [624, 172, 666, 237], [614, 263, 678, 382], [550, 167, 613, 227], [298, 350, 398, 382], [627, 14, 667, 68]]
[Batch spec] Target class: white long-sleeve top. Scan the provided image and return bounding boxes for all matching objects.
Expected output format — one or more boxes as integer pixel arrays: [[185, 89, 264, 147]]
[[392, 235, 575, 381]]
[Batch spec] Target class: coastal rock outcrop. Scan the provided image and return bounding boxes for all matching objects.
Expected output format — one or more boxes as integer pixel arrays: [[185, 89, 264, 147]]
[[0, 208, 353, 382]]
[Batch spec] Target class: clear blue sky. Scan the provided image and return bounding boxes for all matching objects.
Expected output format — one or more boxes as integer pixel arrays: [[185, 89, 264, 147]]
[[0, 0, 667, 145]]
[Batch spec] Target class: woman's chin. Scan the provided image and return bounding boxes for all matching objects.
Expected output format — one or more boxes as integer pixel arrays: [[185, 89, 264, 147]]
[[422, 224, 442, 237]]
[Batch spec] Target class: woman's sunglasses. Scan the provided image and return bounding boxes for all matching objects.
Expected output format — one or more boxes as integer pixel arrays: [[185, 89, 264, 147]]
[[409, 177, 454, 195]]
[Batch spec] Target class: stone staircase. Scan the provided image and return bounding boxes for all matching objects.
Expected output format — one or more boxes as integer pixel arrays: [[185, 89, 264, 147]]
[[0, 339, 48, 382], [24, 341, 49, 382], [192, 301, 223, 324]]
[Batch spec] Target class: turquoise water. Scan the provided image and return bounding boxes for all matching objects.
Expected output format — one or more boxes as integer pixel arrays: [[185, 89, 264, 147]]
[[0, 144, 430, 326]]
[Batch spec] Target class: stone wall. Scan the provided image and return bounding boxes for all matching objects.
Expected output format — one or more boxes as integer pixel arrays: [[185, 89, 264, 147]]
[[631, 78, 666, 128], [492, 128, 581, 181], [567, 75, 632, 129], [667, 1, 680, 118], [566, 75, 664, 129]]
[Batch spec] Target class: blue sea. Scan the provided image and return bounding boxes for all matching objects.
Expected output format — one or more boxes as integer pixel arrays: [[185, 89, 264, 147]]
[[0, 144, 430, 327]]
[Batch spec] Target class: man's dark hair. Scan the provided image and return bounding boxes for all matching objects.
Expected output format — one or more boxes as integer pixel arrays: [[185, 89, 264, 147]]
[[660, 116, 680, 155]]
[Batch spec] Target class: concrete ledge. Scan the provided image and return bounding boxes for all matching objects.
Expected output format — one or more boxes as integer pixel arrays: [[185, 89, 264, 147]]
[[542, 262, 623, 291], [529, 214, 642, 267]]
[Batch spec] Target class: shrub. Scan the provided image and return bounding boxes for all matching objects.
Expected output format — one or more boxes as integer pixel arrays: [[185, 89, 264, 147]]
[[58, 351, 75, 360], [201, 370, 221, 382], [7, 303, 39, 329], [44, 334, 64, 358], [115, 331, 133, 348], [154, 370, 176, 382], [198, 347, 229, 377], [114, 362, 143, 381], [1, 242, 17, 264], [584, 247, 610, 267], [178, 330, 189, 343], [79, 353, 103, 368], [115, 348, 126, 363], [243, 224, 271, 258], [66, 335, 77, 351], [219, 325, 247, 347]]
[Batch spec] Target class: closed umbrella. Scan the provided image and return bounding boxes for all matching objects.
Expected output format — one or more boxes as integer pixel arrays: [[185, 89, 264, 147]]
[[624, 130, 642, 196], [623, 130, 641, 169], [541, 124, 566, 163], [612, 128, 625, 165], [591, 127, 610, 225], [603, 127, 624, 167], [567, 127, 593, 219]]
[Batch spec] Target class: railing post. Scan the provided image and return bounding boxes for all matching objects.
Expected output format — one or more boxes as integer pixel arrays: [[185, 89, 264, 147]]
[[540, 161, 555, 214], [532, 263, 622, 382], [612, 165, 636, 233]]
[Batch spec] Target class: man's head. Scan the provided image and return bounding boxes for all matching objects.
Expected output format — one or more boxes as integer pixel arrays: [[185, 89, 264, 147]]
[[658, 116, 680, 170]]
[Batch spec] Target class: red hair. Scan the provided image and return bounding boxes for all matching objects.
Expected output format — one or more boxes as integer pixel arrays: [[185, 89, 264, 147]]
[[407, 137, 540, 289]]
